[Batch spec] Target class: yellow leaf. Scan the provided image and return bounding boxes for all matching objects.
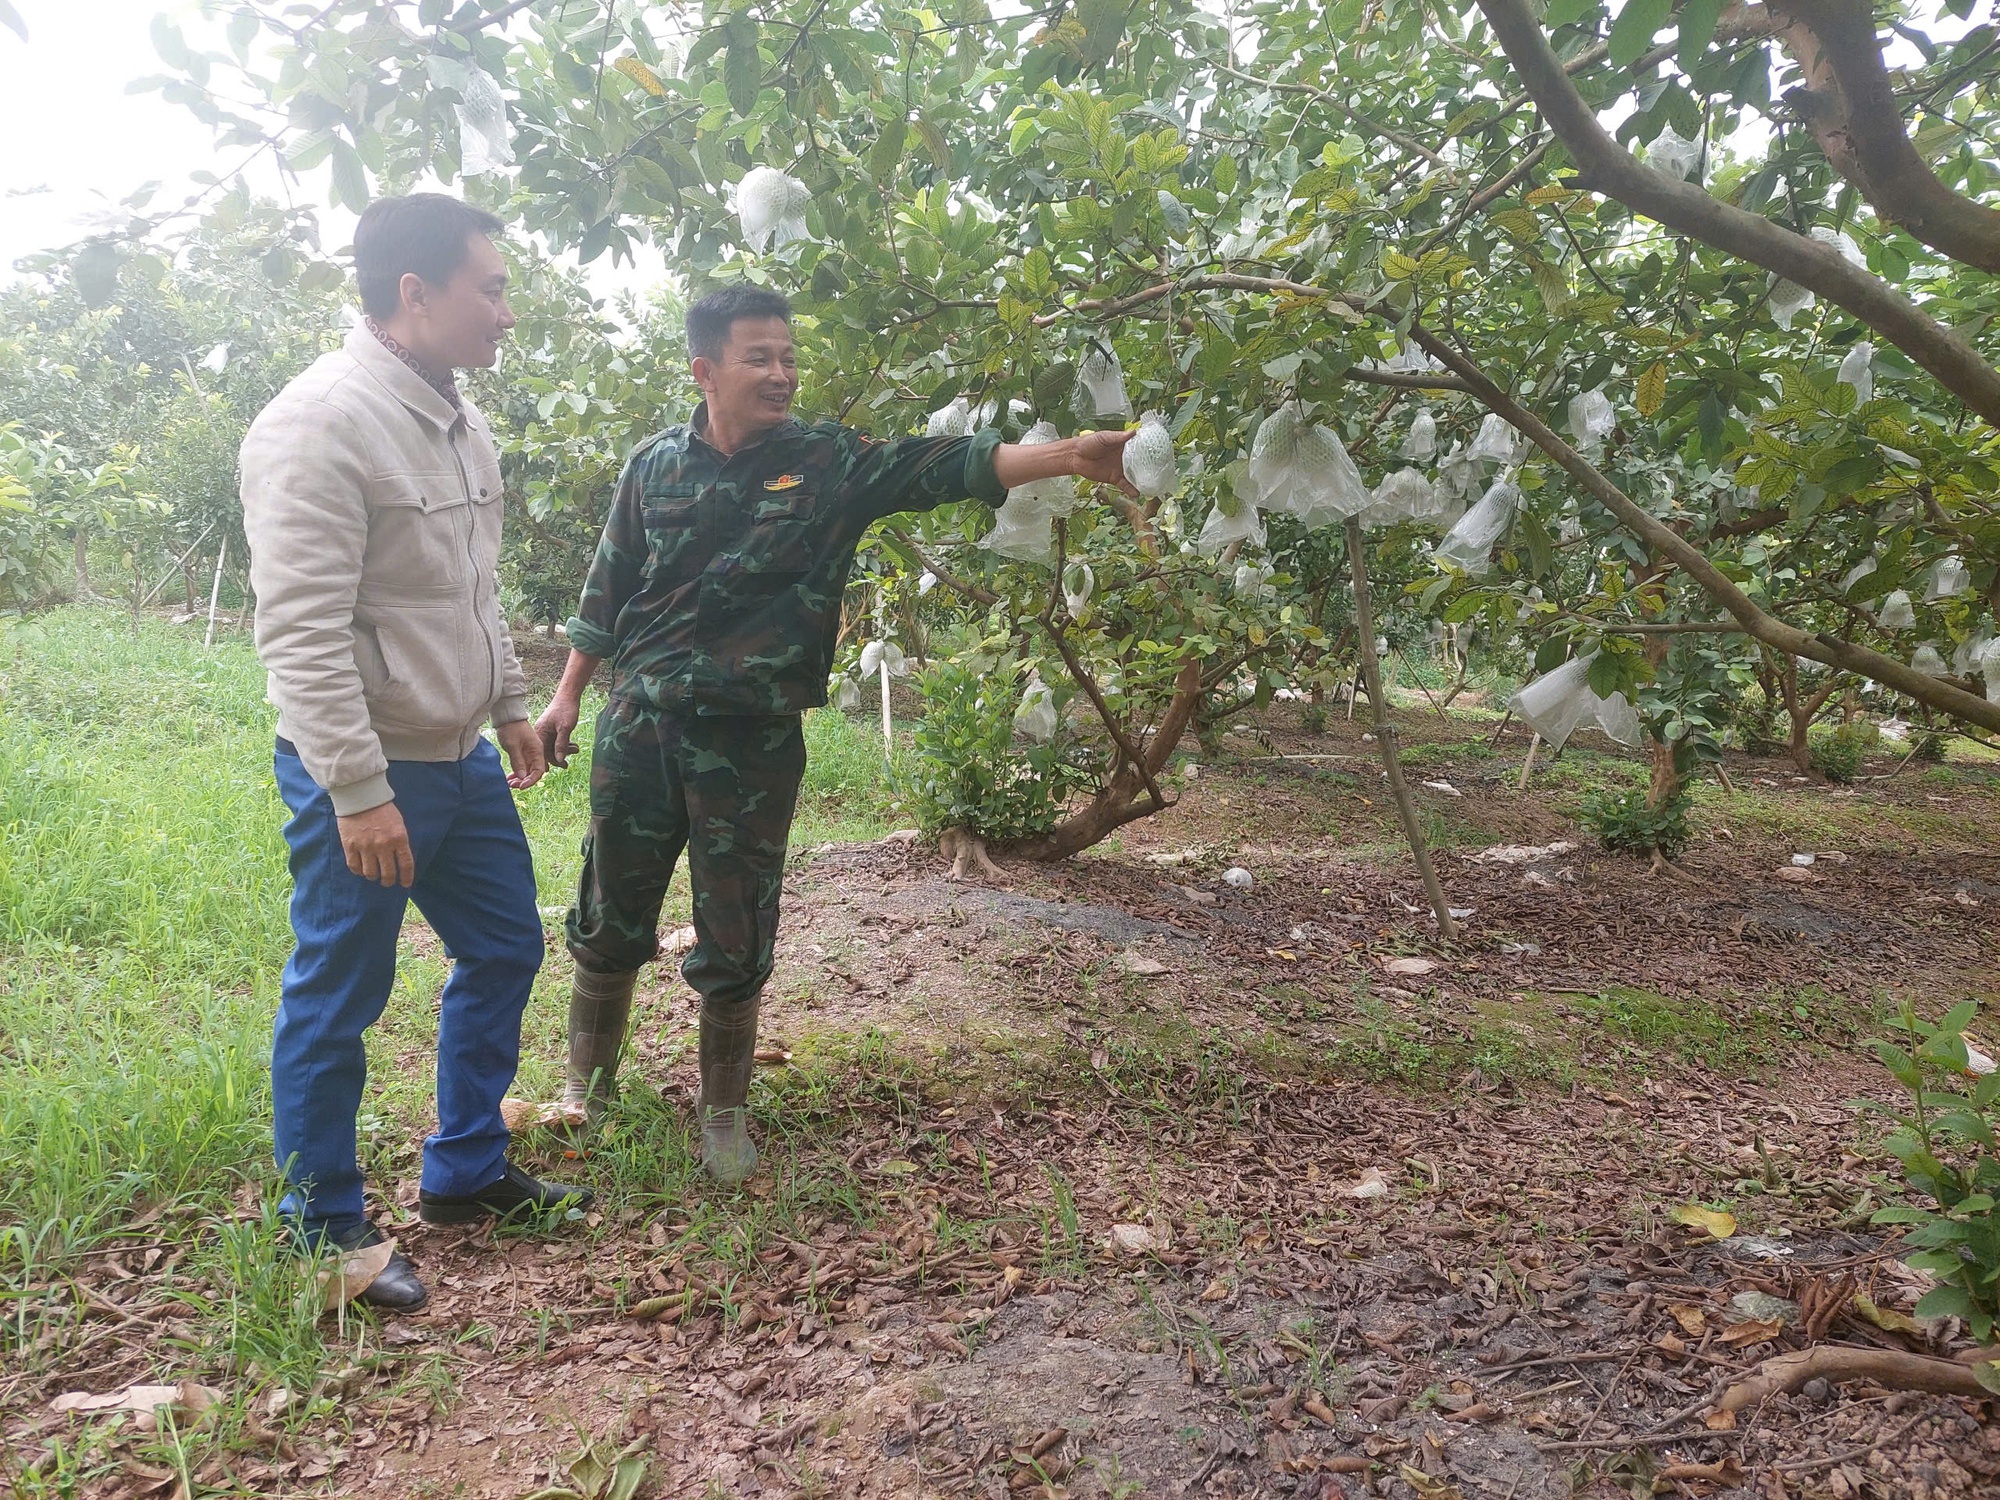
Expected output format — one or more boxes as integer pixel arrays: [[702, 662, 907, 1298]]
[[1671, 1203, 1736, 1238], [1852, 1292, 1928, 1335], [1717, 1316, 1783, 1347], [1381, 249, 1418, 281], [1636, 361, 1667, 417], [1667, 1302, 1709, 1337], [612, 56, 667, 97], [1525, 184, 1580, 208]]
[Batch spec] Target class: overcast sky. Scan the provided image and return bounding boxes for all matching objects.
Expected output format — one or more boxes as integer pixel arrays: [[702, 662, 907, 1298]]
[[0, 0, 665, 292]]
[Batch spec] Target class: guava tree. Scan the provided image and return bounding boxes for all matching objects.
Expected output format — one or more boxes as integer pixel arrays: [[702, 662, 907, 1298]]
[[133, 0, 2000, 865]]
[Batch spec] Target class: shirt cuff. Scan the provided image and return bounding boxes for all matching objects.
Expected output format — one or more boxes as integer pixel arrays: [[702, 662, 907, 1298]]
[[565, 615, 617, 659], [964, 427, 1007, 505], [493, 694, 529, 726], [328, 771, 395, 817]]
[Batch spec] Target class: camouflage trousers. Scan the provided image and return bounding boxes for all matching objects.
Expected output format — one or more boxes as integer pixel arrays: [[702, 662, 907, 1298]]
[[565, 699, 806, 1010]]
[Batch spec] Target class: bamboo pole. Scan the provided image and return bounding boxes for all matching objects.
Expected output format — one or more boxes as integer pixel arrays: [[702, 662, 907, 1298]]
[[1344, 517, 1456, 940]]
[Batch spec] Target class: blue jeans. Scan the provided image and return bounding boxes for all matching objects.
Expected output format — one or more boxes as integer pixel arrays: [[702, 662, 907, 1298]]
[[272, 737, 542, 1238]]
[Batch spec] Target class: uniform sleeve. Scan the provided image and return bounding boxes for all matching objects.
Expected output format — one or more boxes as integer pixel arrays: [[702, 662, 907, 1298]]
[[834, 426, 1007, 525], [240, 398, 392, 814], [564, 450, 648, 660]]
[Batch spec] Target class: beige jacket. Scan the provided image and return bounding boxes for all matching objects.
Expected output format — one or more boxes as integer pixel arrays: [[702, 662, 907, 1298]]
[[241, 325, 528, 815]]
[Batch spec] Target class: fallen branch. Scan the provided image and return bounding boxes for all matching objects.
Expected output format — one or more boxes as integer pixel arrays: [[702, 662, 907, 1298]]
[[1719, 1345, 1996, 1413]]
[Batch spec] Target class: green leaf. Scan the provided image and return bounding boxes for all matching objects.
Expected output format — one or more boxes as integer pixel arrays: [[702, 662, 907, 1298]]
[[1913, 1283, 1977, 1321], [329, 137, 368, 211], [150, 14, 190, 70], [72, 240, 120, 308], [1213, 151, 1237, 196], [1607, 0, 1671, 68], [1677, 0, 1725, 70], [1544, 0, 1596, 25], [723, 22, 762, 118]]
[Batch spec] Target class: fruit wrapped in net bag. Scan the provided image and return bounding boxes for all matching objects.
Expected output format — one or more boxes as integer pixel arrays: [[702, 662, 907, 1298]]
[[1433, 479, 1519, 575], [1928, 555, 1971, 600], [736, 166, 812, 253], [1911, 643, 1948, 675], [1879, 589, 1915, 630], [1248, 404, 1369, 528], [1359, 467, 1443, 529], [1014, 675, 1058, 742], [1647, 122, 1700, 182], [1510, 654, 1643, 750], [1768, 277, 1813, 331], [1074, 343, 1131, 418], [1062, 562, 1095, 616], [1197, 487, 1267, 557], [1122, 410, 1178, 497], [859, 640, 908, 678], [1837, 342, 1874, 404], [1470, 412, 1523, 464], [1401, 409, 1437, 462], [425, 57, 515, 176], [926, 397, 971, 438], [1568, 389, 1615, 456]]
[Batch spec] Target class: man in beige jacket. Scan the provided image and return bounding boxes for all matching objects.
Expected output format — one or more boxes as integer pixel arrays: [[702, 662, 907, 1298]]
[[241, 194, 586, 1312]]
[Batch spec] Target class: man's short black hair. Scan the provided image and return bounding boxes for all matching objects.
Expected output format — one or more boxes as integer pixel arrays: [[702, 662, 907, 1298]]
[[686, 286, 793, 361], [353, 194, 506, 321]]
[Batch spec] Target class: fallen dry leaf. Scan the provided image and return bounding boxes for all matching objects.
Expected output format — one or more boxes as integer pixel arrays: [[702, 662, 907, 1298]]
[[1851, 1293, 1929, 1336], [51, 1380, 222, 1431], [1716, 1317, 1784, 1348], [659, 924, 698, 956], [1671, 1204, 1737, 1240], [499, 1097, 588, 1133], [1383, 957, 1439, 977], [1703, 1408, 1738, 1432], [1775, 866, 1822, 884], [1198, 1277, 1230, 1303], [1106, 1223, 1162, 1256], [1337, 1167, 1391, 1200], [321, 1236, 396, 1311], [1667, 1303, 1709, 1338], [1115, 948, 1169, 976]]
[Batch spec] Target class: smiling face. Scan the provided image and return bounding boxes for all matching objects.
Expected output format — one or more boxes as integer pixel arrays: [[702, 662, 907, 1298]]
[[398, 231, 515, 372], [692, 315, 799, 437]]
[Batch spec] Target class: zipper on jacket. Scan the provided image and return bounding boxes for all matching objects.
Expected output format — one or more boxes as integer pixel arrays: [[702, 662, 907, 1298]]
[[450, 425, 501, 705]]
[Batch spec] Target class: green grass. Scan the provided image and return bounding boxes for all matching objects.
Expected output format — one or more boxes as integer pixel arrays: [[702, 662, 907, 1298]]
[[0, 608, 912, 1489]]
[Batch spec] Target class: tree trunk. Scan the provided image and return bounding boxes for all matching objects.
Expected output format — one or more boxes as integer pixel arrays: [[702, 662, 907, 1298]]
[[1006, 659, 1203, 862], [1788, 713, 1813, 775], [1649, 734, 1682, 811], [72, 530, 93, 599]]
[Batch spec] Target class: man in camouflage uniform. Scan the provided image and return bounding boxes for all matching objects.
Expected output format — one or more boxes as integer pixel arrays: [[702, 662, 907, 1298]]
[[535, 285, 1134, 1181]]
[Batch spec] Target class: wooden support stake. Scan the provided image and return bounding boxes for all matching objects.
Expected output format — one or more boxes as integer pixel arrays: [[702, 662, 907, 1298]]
[[874, 586, 893, 766], [1345, 517, 1456, 941], [204, 538, 228, 648], [1517, 732, 1541, 790]]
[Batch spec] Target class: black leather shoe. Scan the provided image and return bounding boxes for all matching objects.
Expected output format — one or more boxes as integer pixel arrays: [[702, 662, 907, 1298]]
[[317, 1221, 428, 1313], [417, 1160, 593, 1225]]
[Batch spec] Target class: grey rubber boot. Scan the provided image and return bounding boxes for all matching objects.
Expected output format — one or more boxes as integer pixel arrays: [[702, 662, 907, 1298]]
[[563, 967, 638, 1124], [695, 996, 760, 1183]]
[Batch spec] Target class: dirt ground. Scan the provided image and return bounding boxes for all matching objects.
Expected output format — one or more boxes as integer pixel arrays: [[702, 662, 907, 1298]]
[[23, 703, 2000, 1499]]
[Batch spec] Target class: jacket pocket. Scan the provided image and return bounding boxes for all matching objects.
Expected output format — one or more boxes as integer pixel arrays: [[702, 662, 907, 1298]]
[[355, 601, 473, 732], [740, 486, 818, 576], [368, 473, 476, 589], [643, 489, 702, 582]]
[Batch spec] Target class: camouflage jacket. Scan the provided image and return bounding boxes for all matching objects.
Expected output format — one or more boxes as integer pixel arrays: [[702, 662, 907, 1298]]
[[566, 407, 1005, 715]]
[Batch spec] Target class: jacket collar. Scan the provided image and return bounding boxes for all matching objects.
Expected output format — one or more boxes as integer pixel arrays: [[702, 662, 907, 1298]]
[[688, 400, 806, 458], [344, 324, 463, 432]]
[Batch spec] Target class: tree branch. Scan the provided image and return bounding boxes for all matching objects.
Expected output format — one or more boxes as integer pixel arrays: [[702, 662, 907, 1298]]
[[1471, 0, 2000, 429], [1403, 320, 2000, 733], [1766, 0, 2000, 273]]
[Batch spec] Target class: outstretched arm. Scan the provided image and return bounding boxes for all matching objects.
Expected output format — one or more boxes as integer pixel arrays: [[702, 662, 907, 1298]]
[[993, 429, 1137, 495]]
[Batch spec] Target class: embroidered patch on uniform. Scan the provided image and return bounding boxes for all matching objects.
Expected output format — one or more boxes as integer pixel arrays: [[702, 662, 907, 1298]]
[[763, 473, 806, 491]]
